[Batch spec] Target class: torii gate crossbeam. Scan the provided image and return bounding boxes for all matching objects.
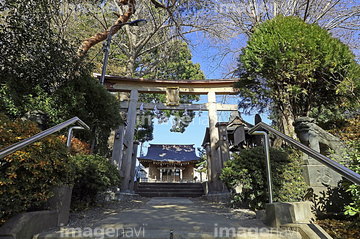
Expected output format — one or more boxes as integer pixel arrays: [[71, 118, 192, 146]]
[[93, 73, 238, 95], [120, 102, 238, 111]]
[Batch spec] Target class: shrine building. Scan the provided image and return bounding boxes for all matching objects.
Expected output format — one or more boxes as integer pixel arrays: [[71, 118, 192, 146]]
[[138, 144, 200, 182]]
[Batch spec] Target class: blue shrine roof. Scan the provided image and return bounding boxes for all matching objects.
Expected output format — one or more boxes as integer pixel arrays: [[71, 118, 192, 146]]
[[138, 144, 199, 163]]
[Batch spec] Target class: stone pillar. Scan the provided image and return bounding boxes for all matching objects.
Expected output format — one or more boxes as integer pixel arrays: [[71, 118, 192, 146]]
[[111, 125, 125, 171], [160, 169, 163, 182], [119, 144, 127, 178], [129, 142, 139, 193], [204, 142, 212, 183], [121, 89, 139, 192], [207, 91, 222, 192], [216, 122, 230, 167], [180, 169, 183, 182]]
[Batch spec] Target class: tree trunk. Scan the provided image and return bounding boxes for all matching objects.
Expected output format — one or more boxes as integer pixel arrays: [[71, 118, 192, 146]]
[[78, 0, 136, 57], [273, 101, 297, 146], [278, 109, 296, 139], [125, 53, 136, 77]]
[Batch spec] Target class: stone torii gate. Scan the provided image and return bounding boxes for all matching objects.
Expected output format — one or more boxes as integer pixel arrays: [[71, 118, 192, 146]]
[[94, 73, 238, 193]]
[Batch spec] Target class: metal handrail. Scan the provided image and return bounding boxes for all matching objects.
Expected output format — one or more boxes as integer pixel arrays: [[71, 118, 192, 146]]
[[0, 117, 90, 159], [249, 122, 360, 185]]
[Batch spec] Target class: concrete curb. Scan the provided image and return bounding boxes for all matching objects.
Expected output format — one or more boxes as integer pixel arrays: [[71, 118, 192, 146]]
[[266, 202, 333, 238], [33, 229, 302, 239], [281, 223, 333, 239], [0, 210, 58, 239]]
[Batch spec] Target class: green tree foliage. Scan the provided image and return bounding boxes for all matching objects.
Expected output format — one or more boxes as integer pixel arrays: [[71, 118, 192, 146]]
[[0, 0, 77, 118], [195, 147, 207, 175], [0, 0, 122, 153], [141, 41, 205, 80], [220, 147, 307, 210], [54, 74, 122, 155], [135, 41, 205, 141], [135, 111, 154, 143], [71, 154, 121, 206], [342, 141, 360, 218], [0, 115, 74, 225], [235, 16, 360, 136]]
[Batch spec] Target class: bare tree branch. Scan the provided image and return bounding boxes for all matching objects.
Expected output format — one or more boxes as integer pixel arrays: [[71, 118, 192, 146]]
[[303, 0, 310, 21], [149, 0, 166, 9], [78, 0, 136, 57], [200, 0, 360, 77]]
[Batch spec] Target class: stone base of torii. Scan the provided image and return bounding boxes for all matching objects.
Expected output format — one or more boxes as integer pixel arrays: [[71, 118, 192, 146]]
[[95, 73, 238, 194]]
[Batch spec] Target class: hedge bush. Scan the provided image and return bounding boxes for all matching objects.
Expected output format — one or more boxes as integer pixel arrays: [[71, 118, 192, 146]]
[[0, 114, 73, 226], [343, 141, 360, 218], [220, 147, 307, 210], [71, 154, 121, 206], [58, 135, 91, 156]]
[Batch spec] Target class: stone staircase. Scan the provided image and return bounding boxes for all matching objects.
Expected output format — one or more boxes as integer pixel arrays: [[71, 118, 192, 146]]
[[136, 182, 204, 197]]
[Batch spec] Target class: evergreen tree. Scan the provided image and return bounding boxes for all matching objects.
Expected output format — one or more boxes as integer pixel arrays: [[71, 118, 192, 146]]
[[0, 0, 122, 154], [235, 16, 360, 137]]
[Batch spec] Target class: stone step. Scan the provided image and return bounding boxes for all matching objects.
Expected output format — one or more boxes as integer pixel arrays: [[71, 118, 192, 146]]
[[137, 188, 203, 192], [138, 183, 203, 188], [137, 186, 203, 189], [137, 192, 204, 197], [136, 183, 204, 198]]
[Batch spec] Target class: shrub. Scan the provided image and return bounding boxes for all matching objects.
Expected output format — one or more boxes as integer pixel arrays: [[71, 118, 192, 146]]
[[220, 147, 307, 210], [343, 141, 360, 218], [329, 117, 360, 142], [58, 135, 91, 156], [0, 114, 74, 226], [71, 154, 121, 206]]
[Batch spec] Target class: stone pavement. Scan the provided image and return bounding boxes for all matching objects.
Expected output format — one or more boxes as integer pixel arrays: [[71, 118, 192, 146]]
[[33, 197, 302, 239]]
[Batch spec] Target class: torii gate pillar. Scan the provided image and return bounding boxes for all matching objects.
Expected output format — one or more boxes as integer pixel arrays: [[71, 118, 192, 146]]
[[120, 89, 138, 192], [207, 91, 224, 192]]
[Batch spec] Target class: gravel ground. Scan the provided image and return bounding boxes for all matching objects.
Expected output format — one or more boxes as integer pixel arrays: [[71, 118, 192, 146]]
[[68, 197, 257, 229], [68, 197, 151, 228], [191, 197, 257, 220]]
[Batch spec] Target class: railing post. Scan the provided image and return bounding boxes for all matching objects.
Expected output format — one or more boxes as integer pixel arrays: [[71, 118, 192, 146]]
[[66, 126, 84, 148]]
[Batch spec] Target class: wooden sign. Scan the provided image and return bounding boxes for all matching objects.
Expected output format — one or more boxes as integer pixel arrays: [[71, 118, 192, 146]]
[[166, 87, 180, 106]]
